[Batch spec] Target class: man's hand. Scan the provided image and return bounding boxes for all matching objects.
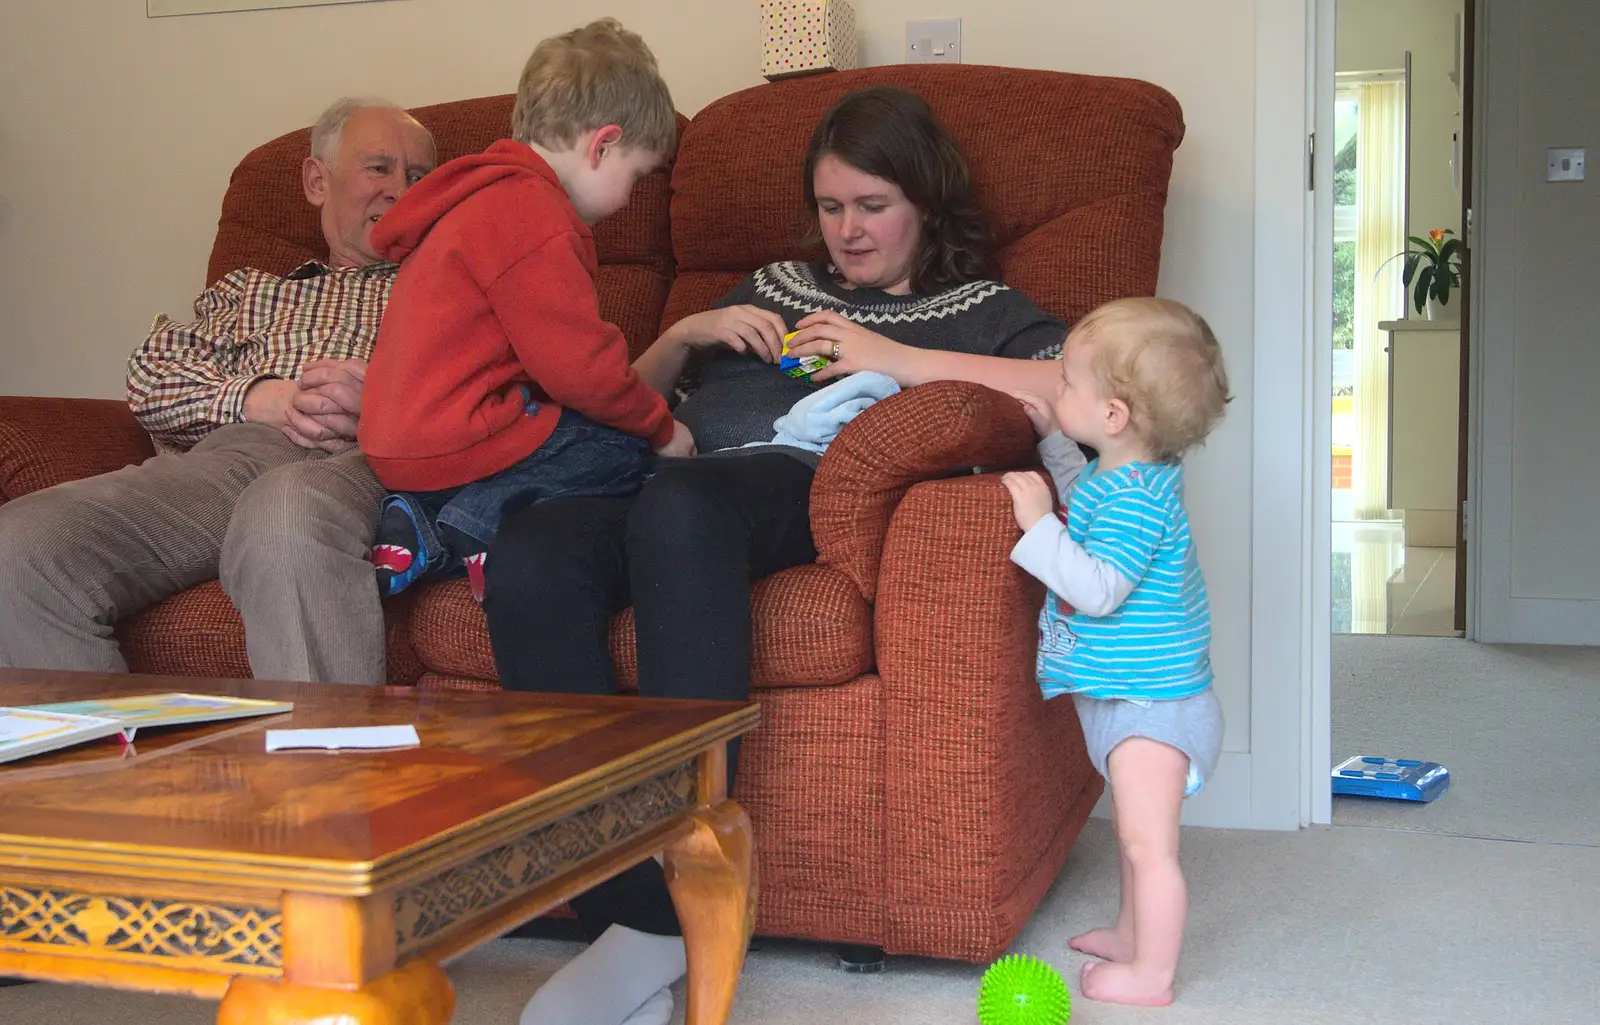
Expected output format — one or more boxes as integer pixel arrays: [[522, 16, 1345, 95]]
[[1002, 470, 1055, 532], [299, 358, 366, 413], [242, 379, 301, 430], [285, 358, 367, 453], [655, 419, 697, 458]]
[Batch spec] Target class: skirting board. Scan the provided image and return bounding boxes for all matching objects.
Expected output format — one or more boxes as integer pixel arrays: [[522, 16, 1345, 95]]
[[1477, 597, 1600, 646], [1091, 751, 1255, 829]]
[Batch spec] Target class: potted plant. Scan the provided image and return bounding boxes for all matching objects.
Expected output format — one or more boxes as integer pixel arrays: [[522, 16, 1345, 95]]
[[1400, 228, 1463, 319]]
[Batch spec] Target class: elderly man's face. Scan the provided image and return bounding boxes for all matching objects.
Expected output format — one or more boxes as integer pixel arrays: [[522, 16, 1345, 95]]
[[304, 107, 437, 268]]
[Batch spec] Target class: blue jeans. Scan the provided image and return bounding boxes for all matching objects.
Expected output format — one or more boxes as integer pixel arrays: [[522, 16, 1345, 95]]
[[389, 409, 651, 570]]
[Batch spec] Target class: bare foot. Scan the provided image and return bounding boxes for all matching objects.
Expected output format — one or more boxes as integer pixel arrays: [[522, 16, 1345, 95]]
[[1079, 961, 1174, 1007], [1068, 927, 1133, 962]]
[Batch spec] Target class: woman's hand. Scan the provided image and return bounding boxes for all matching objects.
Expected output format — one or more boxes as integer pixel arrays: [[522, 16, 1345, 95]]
[[1010, 391, 1057, 438], [1002, 471, 1055, 532], [785, 310, 913, 383], [666, 305, 788, 364]]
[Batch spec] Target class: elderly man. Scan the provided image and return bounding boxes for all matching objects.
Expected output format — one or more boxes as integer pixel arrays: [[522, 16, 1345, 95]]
[[0, 97, 437, 684]]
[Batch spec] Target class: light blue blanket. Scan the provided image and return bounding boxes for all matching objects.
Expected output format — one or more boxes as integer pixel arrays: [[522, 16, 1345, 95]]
[[746, 371, 902, 454]]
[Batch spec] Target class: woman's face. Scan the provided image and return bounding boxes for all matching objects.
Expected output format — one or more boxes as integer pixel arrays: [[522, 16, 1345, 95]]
[[812, 154, 923, 295]]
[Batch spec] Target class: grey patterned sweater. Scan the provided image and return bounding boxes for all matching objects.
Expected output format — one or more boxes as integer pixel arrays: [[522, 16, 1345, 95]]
[[672, 262, 1066, 465]]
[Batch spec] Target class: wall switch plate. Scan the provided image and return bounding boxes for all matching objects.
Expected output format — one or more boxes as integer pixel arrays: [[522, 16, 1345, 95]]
[[906, 18, 961, 64], [1546, 148, 1586, 182]]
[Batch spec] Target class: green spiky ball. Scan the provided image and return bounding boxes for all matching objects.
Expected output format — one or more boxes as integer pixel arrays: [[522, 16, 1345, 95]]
[[976, 954, 1071, 1025]]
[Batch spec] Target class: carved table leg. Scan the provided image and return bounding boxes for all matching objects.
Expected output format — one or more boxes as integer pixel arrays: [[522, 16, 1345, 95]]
[[217, 891, 454, 1025], [216, 959, 454, 1025], [664, 800, 756, 1025]]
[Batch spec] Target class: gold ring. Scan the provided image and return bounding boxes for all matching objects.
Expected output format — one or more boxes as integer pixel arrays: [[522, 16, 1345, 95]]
[[831, 342, 841, 362]]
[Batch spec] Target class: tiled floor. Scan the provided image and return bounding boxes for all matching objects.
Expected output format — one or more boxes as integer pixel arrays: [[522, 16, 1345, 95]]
[[1386, 545, 1458, 635], [1331, 509, 1460, 636]]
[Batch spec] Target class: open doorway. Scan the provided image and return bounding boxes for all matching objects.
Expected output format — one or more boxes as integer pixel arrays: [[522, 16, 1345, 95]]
[[1330, 0, 1467, 638], [1320, 0, 1595, 846], [1314, 0, 1600, 847]]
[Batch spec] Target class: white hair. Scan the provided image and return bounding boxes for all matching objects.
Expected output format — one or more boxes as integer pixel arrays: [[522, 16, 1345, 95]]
[[310, 96, 408, 165]]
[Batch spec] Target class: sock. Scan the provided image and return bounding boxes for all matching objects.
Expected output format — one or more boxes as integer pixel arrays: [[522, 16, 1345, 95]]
[[437, 523, 488, 602], [519, 924, 686, 1025], [465, 552, 487, 603], [371, 499, 422, 596], [366, 498, 435, 601]]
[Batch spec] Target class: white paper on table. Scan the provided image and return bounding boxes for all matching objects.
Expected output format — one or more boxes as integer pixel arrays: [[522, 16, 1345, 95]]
[[264, 725, 420, 752]]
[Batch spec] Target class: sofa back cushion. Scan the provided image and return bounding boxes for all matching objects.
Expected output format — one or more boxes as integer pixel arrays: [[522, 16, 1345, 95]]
[[665, 64, 1184, 332], [206, 96, 680, 358]]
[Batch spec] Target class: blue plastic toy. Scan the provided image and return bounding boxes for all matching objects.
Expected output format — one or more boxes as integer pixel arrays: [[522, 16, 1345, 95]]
[[1331, 755, 1450, 802]]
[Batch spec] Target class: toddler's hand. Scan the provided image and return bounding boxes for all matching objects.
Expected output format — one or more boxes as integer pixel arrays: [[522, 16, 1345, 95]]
[[1002, 471, 1055, 532], [655, 419, 697, 458], [1010, 391, 1057, 438]]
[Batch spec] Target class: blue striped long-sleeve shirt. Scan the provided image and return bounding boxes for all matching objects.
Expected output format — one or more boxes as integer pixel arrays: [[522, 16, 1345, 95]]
[[1010, 458, 1213, 701]]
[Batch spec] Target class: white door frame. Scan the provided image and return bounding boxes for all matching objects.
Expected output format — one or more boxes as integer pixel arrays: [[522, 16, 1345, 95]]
[[1251, 0, 1322, 830], [1304, 0, 1336, 827]]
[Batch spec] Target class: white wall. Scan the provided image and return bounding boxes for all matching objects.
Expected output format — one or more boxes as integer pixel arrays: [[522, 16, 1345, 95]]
[[1338, 0, 1464, 247], [0, 0, 1287, 823], [0, 0, 767, 401], [1474, 0, 1600, 642]]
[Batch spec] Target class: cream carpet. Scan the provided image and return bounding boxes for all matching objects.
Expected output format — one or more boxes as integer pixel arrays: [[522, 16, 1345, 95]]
[[1332, 635, 1600, 846], [4, 817, 1597, 1024]]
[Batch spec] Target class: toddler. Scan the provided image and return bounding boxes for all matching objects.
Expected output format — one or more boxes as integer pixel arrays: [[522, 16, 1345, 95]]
[[1003, 296, 1230, 1007]]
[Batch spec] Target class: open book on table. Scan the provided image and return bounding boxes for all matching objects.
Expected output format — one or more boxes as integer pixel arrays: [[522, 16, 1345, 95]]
[[0, 693, 293, 766]]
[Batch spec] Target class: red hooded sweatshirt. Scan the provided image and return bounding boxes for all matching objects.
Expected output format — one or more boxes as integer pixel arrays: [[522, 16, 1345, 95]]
[[358, 140, 673, 492]]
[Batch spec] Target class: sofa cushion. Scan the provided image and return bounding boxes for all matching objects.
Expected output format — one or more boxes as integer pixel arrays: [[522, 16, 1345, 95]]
[[117, 580, 425, 685], [409, 562, 871, 690], [118, 581, 251, 679], [660, 270, 746, 336], [665, 64, 1183, 328], [207, 97, 682, 359]]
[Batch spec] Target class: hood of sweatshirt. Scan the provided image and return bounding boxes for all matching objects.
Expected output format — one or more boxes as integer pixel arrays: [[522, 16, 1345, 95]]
[[373, 140, 563, 261]]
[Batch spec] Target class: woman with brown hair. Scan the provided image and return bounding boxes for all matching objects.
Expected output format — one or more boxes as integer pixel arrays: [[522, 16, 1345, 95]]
[[492, 85, 1071, 1025]]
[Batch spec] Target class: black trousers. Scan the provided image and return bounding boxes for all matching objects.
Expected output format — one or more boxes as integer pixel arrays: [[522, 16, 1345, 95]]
[[483, 453, 817, 940]]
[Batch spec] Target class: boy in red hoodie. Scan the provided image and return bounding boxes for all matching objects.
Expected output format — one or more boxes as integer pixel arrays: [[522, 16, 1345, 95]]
[[358, 19, 693, 601]]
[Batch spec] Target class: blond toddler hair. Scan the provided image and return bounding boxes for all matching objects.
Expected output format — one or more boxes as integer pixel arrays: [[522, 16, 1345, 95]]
[[1071, 297, 1231, 462], [512, 18, 677, 156]]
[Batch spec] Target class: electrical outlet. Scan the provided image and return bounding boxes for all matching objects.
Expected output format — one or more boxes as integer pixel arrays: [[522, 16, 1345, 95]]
[[1546, 148, 1586, 182], [906, 18, 961, 64]]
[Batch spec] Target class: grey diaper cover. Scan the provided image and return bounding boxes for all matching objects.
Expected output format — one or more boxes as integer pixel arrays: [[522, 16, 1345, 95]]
[[1071, 688, 1224, 797]]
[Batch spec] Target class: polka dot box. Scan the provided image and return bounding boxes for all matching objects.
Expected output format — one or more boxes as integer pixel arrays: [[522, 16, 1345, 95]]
[[761, 0, 860, 81]]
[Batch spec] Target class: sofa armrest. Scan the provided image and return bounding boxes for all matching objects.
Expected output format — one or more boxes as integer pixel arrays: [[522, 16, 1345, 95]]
[[871, 471, 1101, 957], [0, 397, 156, 501], [809, 381, 1038, 601]]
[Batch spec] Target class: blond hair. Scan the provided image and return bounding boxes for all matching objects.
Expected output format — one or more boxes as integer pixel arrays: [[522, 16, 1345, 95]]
[[1070, 297, 1231, 462], [511, 18, 677, 156]]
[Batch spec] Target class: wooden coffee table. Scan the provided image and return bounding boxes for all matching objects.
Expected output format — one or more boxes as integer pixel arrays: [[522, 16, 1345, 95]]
[[0, 670, 759, 1024]]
